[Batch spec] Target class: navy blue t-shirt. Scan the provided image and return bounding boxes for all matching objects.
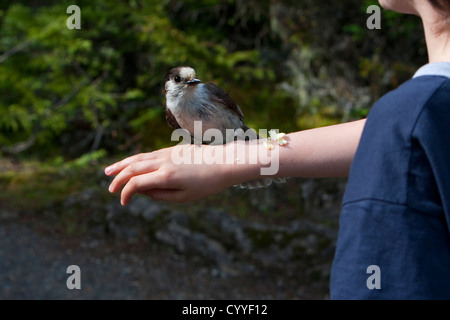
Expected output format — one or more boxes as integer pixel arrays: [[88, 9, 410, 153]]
[[330, 62, 450, 299]]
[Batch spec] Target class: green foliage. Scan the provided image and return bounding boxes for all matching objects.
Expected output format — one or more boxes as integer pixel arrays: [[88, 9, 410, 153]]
[[0, 0, 427, 160], [0, 153, 107, 212]]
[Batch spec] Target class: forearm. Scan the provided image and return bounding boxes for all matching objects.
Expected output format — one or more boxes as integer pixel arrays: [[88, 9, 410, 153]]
[[106, 119, 366, 203], [278, 119, 366, 177], [227, 119, 366, 185]]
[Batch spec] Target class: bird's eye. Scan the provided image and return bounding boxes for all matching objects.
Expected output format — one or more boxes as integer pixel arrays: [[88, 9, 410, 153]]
[[174, 76, 181, 83]]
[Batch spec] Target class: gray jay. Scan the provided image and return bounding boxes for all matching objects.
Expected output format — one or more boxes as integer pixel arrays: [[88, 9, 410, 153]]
[[164, 66, 286, 189]]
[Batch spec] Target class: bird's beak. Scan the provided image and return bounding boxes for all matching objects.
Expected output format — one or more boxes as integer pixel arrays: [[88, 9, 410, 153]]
[[186, 78, 201, 85]]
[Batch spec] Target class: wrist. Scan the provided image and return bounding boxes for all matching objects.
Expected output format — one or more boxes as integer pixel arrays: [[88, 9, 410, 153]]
[[223, 140, 265, 186]]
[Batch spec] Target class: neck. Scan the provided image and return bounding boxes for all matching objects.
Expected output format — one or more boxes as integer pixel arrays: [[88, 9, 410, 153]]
[[417, 2, 450, 63], [423, 23, 450, 63]]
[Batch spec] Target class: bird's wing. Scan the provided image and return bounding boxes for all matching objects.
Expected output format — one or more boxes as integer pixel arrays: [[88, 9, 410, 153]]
[[204, 82, 245, 122], [165, 107, 181, 129]]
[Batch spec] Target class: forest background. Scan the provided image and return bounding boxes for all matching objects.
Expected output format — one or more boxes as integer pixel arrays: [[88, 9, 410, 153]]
[[0, 0, 429, 299]]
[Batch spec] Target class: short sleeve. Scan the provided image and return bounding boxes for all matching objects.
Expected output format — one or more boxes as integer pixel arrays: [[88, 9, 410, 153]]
[[412, 79, 450, 232]]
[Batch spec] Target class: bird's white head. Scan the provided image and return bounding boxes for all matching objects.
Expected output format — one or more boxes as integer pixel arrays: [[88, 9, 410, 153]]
[[164, 66, 201, 94]]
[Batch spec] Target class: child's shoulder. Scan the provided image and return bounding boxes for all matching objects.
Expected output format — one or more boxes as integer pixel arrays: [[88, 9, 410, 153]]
[[372, 76, 449, 115], [396, 75, 448, 98]]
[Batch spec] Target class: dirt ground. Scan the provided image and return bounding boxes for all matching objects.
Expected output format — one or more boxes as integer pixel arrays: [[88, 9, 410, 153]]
[[0, 215, 329, 300]]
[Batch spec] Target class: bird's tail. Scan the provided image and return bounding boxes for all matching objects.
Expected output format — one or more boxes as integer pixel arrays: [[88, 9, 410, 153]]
[[235, 177, 287, 189]]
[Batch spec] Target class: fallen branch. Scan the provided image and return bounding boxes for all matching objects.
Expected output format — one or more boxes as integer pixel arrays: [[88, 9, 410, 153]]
[[0, 39, 33, 64]]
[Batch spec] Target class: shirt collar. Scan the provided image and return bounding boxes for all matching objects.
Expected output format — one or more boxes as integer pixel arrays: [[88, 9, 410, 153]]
[[413, 62, 450, 78]]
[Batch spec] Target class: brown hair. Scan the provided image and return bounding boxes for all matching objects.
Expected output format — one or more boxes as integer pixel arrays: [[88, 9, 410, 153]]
[[428, 0, 450, 33], [429, 0, 450, 12]]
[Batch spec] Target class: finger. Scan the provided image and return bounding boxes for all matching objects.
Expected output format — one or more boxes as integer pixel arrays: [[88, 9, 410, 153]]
[[120, 172, 177, 206], [108, 160, 160, 193], [104, 153, 156, 176]]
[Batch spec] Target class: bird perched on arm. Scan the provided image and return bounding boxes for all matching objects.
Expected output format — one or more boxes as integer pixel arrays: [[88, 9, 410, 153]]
[[164, 66, 286, 189], [164, 66, 258, 144]]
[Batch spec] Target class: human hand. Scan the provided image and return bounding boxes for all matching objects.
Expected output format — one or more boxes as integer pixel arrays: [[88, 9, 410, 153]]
[[104, 144, 239, 205]]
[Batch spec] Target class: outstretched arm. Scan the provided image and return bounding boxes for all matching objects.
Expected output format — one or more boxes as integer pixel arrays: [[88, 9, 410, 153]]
[[105, 119, 366, 204], [276, 118, 365, 178]]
